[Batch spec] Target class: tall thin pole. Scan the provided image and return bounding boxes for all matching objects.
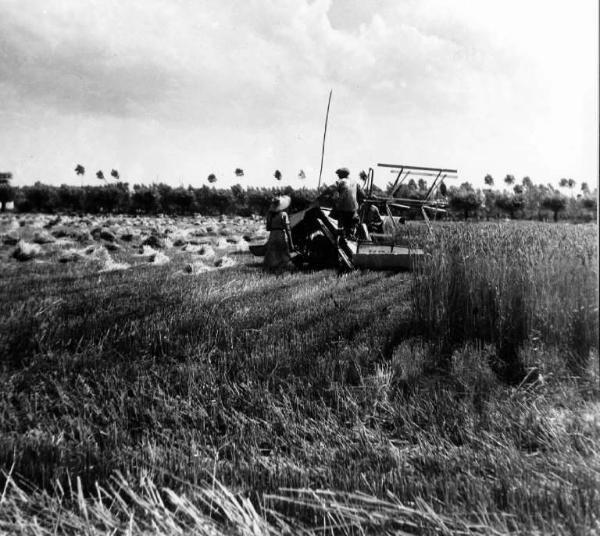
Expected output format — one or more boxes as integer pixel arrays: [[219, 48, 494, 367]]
[[317, 89, 333, 192]]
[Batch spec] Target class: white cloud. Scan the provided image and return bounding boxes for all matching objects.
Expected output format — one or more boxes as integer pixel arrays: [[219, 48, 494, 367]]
[[0, 0, 596, 188]]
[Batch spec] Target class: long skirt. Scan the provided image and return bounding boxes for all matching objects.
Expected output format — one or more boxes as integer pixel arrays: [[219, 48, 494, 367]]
[[264, 230, 292, 272]]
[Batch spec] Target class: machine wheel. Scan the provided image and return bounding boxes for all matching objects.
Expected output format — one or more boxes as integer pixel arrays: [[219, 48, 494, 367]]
[[306, 232, 338, 268]]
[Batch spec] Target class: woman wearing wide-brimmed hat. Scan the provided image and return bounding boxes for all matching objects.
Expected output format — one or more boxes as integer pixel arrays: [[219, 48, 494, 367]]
[[264, 195, 295, 272]]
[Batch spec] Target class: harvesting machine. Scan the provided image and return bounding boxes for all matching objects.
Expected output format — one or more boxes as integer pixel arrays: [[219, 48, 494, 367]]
[[251, 163, 457, 271]]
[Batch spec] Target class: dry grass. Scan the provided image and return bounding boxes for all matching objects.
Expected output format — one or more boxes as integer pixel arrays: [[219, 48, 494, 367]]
[[0, 470, 518, 535], [0, 218, 598, 534]]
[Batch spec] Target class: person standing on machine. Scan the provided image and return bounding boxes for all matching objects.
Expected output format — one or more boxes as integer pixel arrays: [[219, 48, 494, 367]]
[[330, 168, 364, 238]]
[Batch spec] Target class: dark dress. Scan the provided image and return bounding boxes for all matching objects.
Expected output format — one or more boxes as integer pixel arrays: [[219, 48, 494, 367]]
[[264, 211, 293, 272]]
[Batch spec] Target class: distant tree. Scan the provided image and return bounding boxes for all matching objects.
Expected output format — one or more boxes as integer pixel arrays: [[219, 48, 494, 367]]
[[57, 184, 83, 212], [234, 168, 244, 177], [156, 183, 174, 212], [387, 179, 424, 200], [131, 184, 161, 214], [483, 189, 500, 220], [155, 183, 197, 214], [484, 174, 494, 188], [74, 164, 85, 176], [513, 184, 523, 195], [85, 183, 128, 213], [504, 174, 515, 186], [193, 185, 213, 213], [281, 185, 295, 198], [448, 183, 483, 220], [581, 195, 597, 212], [110, 169, 120, 180], [523, 182, 544, 220], [7, 182, 323, 217], [19, 182, 59, 212], [541, 193, 567, 222], [495, 192, 524, 219], [230, 184, 246, 207], [289, 187, 318, 211], [246, 187, 274, 215], [0, 180, 15, 212], [274, 170, 282, 181], [207, 173, 217, 184], [168, 186, 195, 214], [211, 188, 235, 214], [96, 170, 105, 180]]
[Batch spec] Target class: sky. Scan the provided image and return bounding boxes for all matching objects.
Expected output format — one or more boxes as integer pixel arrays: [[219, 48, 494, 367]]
[[0, 0, 597, 190]]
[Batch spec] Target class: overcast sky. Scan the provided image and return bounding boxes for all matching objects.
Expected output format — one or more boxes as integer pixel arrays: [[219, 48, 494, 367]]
[[1, 0, 597, 189]]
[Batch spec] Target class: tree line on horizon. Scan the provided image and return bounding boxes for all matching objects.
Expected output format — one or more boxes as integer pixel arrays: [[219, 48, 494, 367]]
[[445, 174, 596, 222], [0, 175, 596, 222]]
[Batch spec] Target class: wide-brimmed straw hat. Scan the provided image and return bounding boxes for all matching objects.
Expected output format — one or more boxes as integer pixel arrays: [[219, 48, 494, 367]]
[[269, 195, 291, 212]]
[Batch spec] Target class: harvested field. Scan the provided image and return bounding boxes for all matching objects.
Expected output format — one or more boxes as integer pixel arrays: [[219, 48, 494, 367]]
[[0, 214, 598, 535], [0, 213, 264, 275]]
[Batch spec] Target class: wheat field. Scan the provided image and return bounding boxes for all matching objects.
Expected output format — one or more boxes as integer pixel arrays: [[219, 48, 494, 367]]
[[0, 214, 598, 535]]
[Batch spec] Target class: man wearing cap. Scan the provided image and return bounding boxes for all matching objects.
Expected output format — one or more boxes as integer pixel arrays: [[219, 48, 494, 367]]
[[331, 168, 364, 238]]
